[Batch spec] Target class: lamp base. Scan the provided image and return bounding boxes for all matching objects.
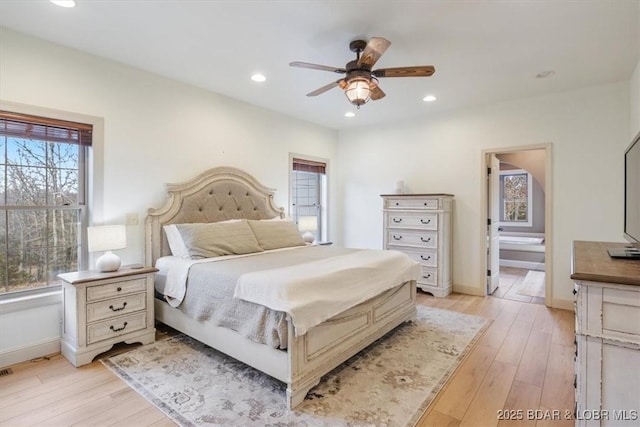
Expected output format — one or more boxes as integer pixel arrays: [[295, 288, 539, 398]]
[[96, 251, 121, 272], [302, 232, 315, 244]]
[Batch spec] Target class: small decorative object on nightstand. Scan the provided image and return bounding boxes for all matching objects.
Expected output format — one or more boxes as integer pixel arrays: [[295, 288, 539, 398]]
[[87, 225, 126, 272], [58, 265, 158, 367]]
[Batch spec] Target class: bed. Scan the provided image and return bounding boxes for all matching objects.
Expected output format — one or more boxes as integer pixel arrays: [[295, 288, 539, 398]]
[[145, 166, 419, 409]]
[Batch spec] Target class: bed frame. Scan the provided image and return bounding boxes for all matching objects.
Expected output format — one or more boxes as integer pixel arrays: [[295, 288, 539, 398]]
[[145, 166, 417, 409]]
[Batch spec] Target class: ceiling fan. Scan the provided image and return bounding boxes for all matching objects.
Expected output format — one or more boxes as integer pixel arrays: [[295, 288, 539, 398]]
[[290, 37, 435, 108]]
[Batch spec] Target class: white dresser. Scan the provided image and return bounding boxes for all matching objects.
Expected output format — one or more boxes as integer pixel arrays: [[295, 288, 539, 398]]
[[381, 194, 454, 297], [58, 266, 157, 367], [571, 241, 640, 426]]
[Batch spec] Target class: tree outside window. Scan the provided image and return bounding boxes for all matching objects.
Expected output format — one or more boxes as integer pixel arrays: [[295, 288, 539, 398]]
[[0, 113, 90, 294], [499, 170, 532, 226]]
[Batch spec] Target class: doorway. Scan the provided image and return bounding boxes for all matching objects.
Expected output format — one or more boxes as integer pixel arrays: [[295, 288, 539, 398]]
[[481, 144, 552, 306]]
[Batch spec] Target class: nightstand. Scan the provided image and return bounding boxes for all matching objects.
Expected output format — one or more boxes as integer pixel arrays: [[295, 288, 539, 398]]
[[58, 266, 158, 367]]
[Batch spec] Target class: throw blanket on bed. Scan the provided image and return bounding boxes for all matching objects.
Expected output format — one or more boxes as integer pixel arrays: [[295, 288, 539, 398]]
[[234, 249, 420, 336]]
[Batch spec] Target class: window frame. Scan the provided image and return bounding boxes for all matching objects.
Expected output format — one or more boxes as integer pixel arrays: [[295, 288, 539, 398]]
[[498, 168, 533, 227], [289, 154, 329, 242], [0, 101, 103, 301]]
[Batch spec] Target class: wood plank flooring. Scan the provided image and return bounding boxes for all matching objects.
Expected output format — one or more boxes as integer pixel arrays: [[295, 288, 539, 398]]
[[0, 293, 575, 427]]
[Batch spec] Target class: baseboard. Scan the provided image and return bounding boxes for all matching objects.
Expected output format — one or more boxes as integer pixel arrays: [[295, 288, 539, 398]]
[[0, 337, 60, 369], [452, 283, 485, 296], [499, 259, 545, 271], [551, 298, 574, 311]]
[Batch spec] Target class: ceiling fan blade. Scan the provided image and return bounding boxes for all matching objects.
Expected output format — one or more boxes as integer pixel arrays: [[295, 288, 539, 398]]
[[370, 84, 386, 101], [373, 66, 436, 78], [306, 79, 346, 97], [357, 37, 391, 68], [289, 61, 346, 74]]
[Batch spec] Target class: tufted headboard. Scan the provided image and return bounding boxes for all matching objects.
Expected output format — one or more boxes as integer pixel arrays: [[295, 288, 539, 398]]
[[145, 166, 285, 266]]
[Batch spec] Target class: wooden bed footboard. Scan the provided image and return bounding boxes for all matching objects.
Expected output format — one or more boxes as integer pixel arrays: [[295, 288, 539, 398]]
[[155, 280, 416, 410]]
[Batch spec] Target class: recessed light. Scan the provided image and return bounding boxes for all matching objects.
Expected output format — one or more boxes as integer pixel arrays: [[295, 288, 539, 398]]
[[251, 73, 266, 82], [536, 70, 555, 79], [50, 0, 76, 7], [344, 112, 355, 118], [422, 95, 437, 102]]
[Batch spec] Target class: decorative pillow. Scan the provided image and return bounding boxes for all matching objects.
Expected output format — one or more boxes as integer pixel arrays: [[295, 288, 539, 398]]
[[247, 219, 307, 250], [175, 220, 263, 259], [163, 224, 190, 258]]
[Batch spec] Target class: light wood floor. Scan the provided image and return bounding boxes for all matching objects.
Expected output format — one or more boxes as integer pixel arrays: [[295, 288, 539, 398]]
[[492, 267, 546, 305], [0, 293, 575, 427]]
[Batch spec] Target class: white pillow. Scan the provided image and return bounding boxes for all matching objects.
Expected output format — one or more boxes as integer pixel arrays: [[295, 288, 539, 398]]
[[163, 224, 190, 258]]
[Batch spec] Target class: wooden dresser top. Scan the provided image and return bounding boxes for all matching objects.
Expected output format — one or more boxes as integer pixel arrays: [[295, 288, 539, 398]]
[[571, 241, 640, 286]]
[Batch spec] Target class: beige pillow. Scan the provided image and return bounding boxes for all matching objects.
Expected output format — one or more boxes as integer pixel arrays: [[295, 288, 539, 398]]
[[176, 220, 263, 259], [248, 219, 306, 250]]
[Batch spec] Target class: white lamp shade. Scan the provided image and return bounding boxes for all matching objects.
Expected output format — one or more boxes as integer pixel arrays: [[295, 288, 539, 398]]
[[298, 216, 318, 232], [87, 225, 126, 252], [88, 225, 126, 272]]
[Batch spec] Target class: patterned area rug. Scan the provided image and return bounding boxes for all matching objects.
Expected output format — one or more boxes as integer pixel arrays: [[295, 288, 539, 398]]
[[102, 306, 488, 426]]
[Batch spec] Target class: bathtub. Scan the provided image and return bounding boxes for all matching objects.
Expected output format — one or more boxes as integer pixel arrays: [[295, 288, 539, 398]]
[[499, 232, 545, 271]]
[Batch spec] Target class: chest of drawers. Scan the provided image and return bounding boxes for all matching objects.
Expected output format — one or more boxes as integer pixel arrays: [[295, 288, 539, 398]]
[[382, 194, 454, 297], [58, 266, 157, 367]]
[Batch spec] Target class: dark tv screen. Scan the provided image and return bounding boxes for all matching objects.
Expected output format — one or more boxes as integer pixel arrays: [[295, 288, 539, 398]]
[[624, 131, 640, 245]]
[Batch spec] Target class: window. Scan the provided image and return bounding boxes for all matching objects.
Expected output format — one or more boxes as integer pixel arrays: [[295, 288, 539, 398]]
[[0, 111, 91, 294], [290, 157, 327, 241], [499, 169, 532, 226]]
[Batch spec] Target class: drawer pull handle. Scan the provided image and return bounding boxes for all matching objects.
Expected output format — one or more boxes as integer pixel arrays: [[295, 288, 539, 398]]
[[395, 202, 399, 206], [420, 237, 431, 243], [420, 219, 431, 224], [572, 288, 577, 295], [392, 218, 402, 223], [116, 287, 122, 292], [420, 255, 431, 261], [423, 274, 431, 279], [110, 322, 128, 332], [109, 302, 127, 312], [423, 202, 427, 206], [392, 235, 402, 240]]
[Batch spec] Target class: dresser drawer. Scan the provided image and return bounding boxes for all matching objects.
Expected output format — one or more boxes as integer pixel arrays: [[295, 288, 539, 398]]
[[385, 198, 439, 210], [387, 231, 438, 249], [418, 267, 437, 285], [386, 213, 438, 230], [86, 292, 146, 323], [402, 249, 438, 268], [87, 311, 147, 345], [86, 278, 147, 302]]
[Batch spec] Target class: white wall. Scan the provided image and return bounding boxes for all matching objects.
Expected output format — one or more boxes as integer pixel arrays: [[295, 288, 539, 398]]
[[631, 59, 640, 137], [337, 82, 630, 308], [0, 28, 338, 365]]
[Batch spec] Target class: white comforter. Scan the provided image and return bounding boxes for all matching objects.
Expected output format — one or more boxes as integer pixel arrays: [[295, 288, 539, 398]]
[[156, 246, 420, 336], [233, 249, 420, 335]]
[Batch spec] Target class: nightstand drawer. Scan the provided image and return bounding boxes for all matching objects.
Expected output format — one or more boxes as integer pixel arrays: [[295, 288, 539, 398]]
[[87, 312, 147, 344], [86, 278, 147, 302], [86, 292, 146, 323]]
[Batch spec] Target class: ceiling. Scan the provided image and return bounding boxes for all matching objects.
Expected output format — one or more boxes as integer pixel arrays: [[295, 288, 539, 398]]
[[0, 1, 638, 131]]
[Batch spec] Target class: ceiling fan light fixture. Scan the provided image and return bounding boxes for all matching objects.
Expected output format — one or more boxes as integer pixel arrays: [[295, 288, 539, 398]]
[[344, 77, 371, 107]]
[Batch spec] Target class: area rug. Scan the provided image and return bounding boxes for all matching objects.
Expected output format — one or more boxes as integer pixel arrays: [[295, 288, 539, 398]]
[[102, 306, 489, 427], [516, 270, 546, 298]]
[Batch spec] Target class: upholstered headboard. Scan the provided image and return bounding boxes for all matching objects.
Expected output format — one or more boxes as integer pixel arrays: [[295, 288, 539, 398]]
[[145, 166, 285, 266]]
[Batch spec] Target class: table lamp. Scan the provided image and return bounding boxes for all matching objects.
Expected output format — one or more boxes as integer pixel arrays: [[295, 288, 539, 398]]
[[298, 216, 318, 243], [87, 225, 126, 272]]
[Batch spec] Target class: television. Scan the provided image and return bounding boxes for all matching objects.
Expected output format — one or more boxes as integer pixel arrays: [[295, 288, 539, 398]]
[[608, 130, 640, 259]]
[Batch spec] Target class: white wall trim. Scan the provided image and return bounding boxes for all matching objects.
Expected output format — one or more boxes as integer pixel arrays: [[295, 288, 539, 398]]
[[0, 337, 60, 369], [0, 290, 62, 314]]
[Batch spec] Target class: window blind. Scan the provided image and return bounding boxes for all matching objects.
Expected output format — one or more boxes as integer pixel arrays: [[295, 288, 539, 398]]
[[292, 158, 326, 174], [0, 111, 92, 146]]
